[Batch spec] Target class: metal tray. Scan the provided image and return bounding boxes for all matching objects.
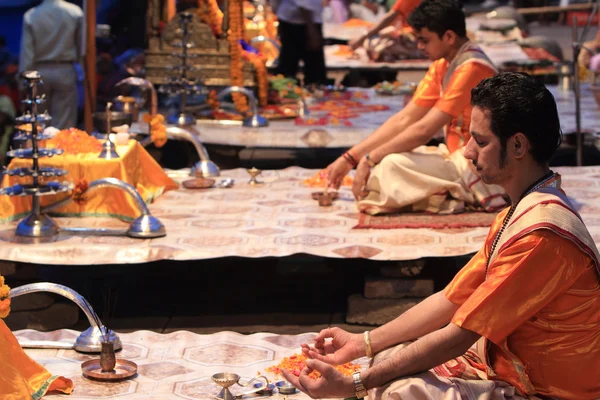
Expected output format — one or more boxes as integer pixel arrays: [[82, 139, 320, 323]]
[[81, 359, 138, 382], [15, 113, 52, 124], [0, 182, 72, 196], [6, 148, 64, 159], [13, 131, 54, 141], [375, 83, 417, 96], [5, 167, 68, 178]]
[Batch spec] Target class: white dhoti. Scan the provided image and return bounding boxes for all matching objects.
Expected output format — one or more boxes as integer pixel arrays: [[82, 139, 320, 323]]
[[37, 63, 78, 130], [358, 145, 507, 215]]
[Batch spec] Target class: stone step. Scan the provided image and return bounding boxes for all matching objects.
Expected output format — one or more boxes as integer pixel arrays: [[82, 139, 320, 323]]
[[379, 260, 426, 278], [346, 294, 423, 326], [10, 292, 55, 312], [2, 264, 40, 281], [4, 302, 80, 332], [364, 277, 434, 299], [0, 261, 16, 277]]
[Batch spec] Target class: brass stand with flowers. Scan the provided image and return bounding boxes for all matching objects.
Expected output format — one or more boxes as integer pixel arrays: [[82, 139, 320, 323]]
[[1, 71, 70, 238], [0, 71, 168, 240]]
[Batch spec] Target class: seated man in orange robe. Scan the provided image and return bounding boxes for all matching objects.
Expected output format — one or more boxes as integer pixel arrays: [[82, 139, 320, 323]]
[[284, 73, 600, 399], [0, 276, 74, 398], [326, 0, 506, 215], [348, 0, 421, 50]]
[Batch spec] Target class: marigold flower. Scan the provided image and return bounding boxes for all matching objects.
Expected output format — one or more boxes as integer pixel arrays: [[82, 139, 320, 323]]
[[0, 298, 11, 319]]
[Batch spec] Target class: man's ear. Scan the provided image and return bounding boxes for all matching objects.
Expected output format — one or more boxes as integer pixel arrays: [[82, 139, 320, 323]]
[[511, 133, 529, 159], [443, 30, 457, 44]]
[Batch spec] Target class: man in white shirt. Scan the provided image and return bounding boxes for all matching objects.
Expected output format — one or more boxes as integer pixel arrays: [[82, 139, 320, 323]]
[[19, 0, 84, 129], [275, 0, 327, 85]]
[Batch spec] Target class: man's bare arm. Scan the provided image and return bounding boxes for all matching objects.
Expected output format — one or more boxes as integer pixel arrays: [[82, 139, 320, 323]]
[[350, 102, 430, 158], [369, 291, 460, 355], [350, 9, 401, 49], [364, 323, 480, 389], [369, 107, 453, 163]]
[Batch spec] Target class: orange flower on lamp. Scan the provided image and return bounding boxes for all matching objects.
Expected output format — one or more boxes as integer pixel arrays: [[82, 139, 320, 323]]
[[72, 178, 89, 205], [143, 114, 168, 148], [0, 275, 11, 319]]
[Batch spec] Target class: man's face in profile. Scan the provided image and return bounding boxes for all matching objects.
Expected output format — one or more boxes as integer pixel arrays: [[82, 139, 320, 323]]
[[414, 28, 446, 61], [464, 106, 512, 186]]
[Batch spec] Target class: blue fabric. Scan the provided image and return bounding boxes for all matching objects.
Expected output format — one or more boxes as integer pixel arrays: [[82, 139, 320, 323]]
[[239, 40, 260, 55]]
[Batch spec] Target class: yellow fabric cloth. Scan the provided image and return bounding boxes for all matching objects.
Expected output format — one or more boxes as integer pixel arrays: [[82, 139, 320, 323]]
[[412, 46, 496, 153], [0, 318, 73, 399], [0, 140, 178, 222], [444, 181, 600, 399]]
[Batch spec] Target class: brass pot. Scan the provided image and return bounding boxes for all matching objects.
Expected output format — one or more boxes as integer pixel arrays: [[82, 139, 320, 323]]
[[113, 96, 140, 121], [92, 112, 133, 134]]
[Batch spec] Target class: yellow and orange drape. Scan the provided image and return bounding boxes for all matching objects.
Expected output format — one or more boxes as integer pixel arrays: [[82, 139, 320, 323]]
[[0, 275, 73, 398], [0, 141, 178, 222]]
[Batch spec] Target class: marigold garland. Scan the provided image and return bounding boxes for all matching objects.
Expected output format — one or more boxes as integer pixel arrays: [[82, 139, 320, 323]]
[[0, 276, 10, 319], [228, 0, 249, 113], [143, 114, 168, 148], [207, 90, 220, 110], [197, 0, 269, 112], [244, 51, 268, 106]]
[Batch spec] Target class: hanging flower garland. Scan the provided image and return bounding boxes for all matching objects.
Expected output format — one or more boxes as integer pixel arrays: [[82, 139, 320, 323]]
[[0, 276, 10, 319], [197, 0, 269, 112], [197, 0, 223, 37], [228, 0, 249, 113], [244, 50, 268, 107], [207, 90, 220, 110]]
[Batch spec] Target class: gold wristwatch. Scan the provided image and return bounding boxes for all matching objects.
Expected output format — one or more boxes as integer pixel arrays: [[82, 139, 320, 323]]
[[352, 371, 368, 399], [364, 153, 377, 168]]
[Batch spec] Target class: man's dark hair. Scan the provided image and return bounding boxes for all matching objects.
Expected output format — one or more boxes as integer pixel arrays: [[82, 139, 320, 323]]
[[408, 0, 467, 38], [471, 72, 562, 165], [0, 36, 5, 48]]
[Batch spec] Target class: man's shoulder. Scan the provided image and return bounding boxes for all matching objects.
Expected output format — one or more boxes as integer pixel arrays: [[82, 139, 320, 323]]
[[453, 58, 496, 78], [427, 58, 447, 71], [59, 1, 84, 17], [23, 6, 37, 21]]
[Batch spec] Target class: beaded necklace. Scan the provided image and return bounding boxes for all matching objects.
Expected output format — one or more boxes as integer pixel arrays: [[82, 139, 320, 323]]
[[485, 171, 556, 277]]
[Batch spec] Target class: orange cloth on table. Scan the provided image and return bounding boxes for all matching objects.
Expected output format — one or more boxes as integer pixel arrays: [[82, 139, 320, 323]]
[[0, 141, 178, 222], [444, 190, 600, 397], [411, 52, 496, 153], [0, 318, 73, 398]]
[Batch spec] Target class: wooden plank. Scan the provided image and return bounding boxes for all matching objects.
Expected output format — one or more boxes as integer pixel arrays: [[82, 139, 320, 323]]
[[84, 0, 97, 134], [517, 2, 594, 15]]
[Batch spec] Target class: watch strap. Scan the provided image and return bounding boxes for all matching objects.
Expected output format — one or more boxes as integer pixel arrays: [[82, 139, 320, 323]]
[[352, 371, 368, 399]]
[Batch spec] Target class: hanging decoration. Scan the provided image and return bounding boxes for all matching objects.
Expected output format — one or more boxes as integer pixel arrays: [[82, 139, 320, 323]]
[[194, 0, 270, 113]]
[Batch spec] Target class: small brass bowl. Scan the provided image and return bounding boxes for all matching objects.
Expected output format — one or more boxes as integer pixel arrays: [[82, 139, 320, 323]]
[[182, 178, 216, 189], [276, 380, 298, 394], [317, 193, 334, 207], [311, 191, 339, 201]]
